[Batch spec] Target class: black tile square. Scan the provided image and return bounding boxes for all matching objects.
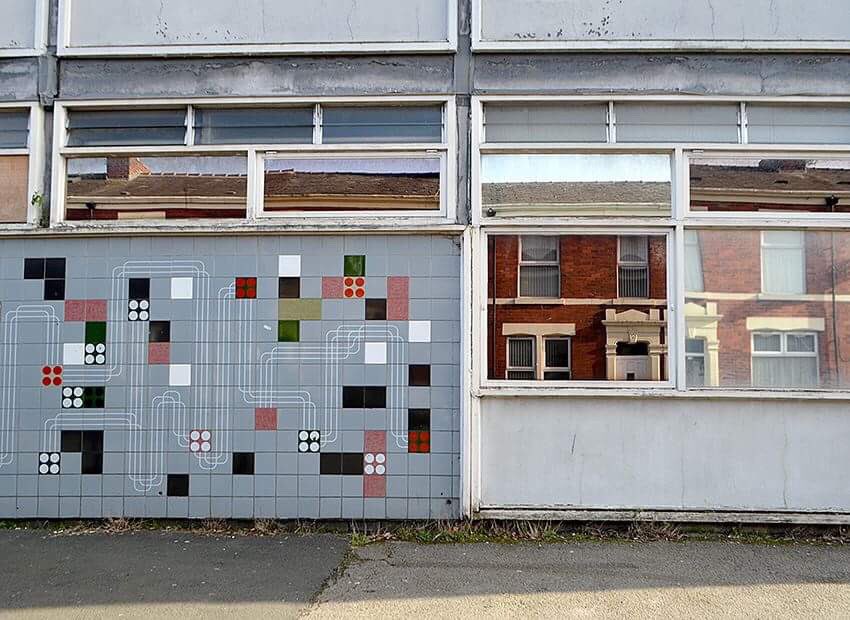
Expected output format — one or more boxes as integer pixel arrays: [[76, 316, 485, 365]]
[[364, 387, 387, 409], [81, 451, 103, 475], [167, 474, 189, 497], [341, 453, 364, 476], [278, 277, 301, 299], [365, 299, 387, 321], [44, 279, 65, 301], [149, 321, 171, 343], [24, 258, 45, 280], [82, 430, 103, 453], [45, 258, 66, 279], [342, 386, 364, 409], [409, 409, 431, 432], [60, 431, 82, 453], [232, 452, 255, 476], [320, 453, 342, 475], [128, 278, 150, 300], [409, 364, 431, 387]]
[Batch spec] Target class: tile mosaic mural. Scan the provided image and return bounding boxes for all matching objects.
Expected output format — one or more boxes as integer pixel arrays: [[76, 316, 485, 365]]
[[0, 235, 461, 519]]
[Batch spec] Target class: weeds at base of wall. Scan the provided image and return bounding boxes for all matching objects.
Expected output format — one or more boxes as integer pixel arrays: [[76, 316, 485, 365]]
[[1, 518, 849, 546]]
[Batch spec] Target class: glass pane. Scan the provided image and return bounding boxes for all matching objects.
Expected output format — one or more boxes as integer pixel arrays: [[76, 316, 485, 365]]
[[67, 110, 186, 146], [322, 106, 442, 144], [753, 334, 782, 352], [65, 155, 247, 221], [753, 357, 819, 389], [543, 371, 572, 381], [616, 103, 739, 143], [482, 154, 672, 217], [618, 266, 648, 298], [0, 110, 29, 148], [686, 356, 706, 387], [508, 338, 534, 369], [521, 236, 558, 262], [685, 229, 850, 390], [489, 234, 668, 382], [0, 155, 29, 223], [507, 370, 536, 380], [684, 230, 704, 293], [619, 236, 648, 263], [263, 157, 440, 213], [194, 108, 313, 145], [545, 339, 570, 368], [484, 103, 608, 143], [690, 156, 850, 214], [747, 105, 850, 145], [686, 339, 705, 354]]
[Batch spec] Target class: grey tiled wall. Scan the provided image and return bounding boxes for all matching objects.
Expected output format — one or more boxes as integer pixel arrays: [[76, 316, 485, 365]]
[[0, 234, 461, 519]]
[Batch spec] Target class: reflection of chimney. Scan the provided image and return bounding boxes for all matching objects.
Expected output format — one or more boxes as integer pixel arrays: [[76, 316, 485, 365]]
[[759, 159, 807, 172], [107, 157, 151, 180]]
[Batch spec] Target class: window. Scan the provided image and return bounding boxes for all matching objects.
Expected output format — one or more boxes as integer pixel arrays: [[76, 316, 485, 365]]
[[685, 338, 706, 387], [761, 230, 805, 295], [746, 105, 850, 145], [684, 230, 704, 293], [506, 337, 535, 380], [54, 100, 450, 224], [618, 236, 649, 298], [484, 103, 608, 143], [543, 338, 571, 380], [481, 153, 672, 218], [0, 107, 35, 224], [518, 236, 560, 298], [615, 103, 740, 144], [752, 332, 819, 388]]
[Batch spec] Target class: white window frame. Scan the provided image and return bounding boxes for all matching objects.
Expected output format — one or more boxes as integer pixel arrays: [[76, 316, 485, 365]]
[[471, 0, 850, 53], [760, 230, 806, 296], [617, 235, 650, 299], [0, 0, 48, 58], [470, 94, 850, 399], [517, 235, 561, 299], [542, 336, 572, 381], [0, 102, 44, 228], [685, 337, 707, 387], [57, 0, 458, 57], [50, 96, 456, 228], [750, 331, 820, 388]]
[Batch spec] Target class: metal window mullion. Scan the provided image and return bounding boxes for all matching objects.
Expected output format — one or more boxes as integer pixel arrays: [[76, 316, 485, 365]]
[[313, 104, 323, 145], [739, 102, 749, 144], [185, 105, 195, 147], [607, 101, 617, 144]]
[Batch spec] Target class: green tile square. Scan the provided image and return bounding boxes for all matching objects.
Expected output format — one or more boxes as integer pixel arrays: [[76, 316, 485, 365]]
[[278, 320, 300, 343], [85, 321, 107, 345], [344, 255, 366, 277], [278, 299, 322, 321]]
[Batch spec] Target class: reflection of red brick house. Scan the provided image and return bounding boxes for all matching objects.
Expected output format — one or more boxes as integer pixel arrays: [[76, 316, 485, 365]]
[[488, 235, 668, 381], [686, 229, 850, 389]]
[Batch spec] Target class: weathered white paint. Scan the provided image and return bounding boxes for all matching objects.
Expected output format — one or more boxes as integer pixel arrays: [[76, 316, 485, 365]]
[[63, 0, 453, 54], [476, 0, 850, 50], [0, 0, 39, 52], [478, 396, 850, 512]]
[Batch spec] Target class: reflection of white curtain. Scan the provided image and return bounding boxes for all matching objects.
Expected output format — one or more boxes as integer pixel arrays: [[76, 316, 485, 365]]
[[684, 231, 704, 292], [520, 266, 560, 297], [762, 231, 805, 294], [752, 357, 818, 388]]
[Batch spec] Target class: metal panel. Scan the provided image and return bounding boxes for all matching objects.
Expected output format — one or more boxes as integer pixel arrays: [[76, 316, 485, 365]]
[[616, 103, 739, 143], [484, 103, 607, 143], [0, 0, 38, 51], [747, 105, 850, 144]]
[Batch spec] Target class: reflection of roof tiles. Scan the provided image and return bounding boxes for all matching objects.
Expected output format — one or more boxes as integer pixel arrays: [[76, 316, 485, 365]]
[[482, 181, 671, 205], [690, 164, 850, 193], [68, 171, 439, 198]]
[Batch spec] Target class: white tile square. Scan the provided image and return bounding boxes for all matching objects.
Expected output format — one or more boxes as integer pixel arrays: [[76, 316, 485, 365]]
[[364, 342, 387, 365], [278, 255, 301, 277], [408, 321, 431, 343], [63, 343, 85, 366], [171, 277, 194, 300], [169, 364, 192, 386]]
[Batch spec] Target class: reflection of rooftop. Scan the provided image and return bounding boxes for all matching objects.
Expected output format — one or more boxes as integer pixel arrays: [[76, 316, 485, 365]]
[[482, 181, 671, 215], [691, 164, 850, 194]]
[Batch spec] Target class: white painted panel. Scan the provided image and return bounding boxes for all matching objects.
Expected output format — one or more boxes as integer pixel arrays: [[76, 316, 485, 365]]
[[480, 396, 850, 512], [66, 0, 451, 49], [480, 0, 850, 47], [0, 0, 38, 51]]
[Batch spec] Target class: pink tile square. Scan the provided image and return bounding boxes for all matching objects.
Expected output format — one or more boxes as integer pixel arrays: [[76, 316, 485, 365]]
[[148, 343, 170, 365], [387, 276, 409, 300], [364, 430, 386, 453], [64, 300, 86, 322], [86, 300, 108, 321], [387, 298, 409, 321], [363, 475, 386, 498], [255, 408, 278, 431], [322, 277, 345, 299]]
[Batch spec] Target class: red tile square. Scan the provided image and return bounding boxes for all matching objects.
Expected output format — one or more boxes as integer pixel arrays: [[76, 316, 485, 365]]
[[387, 276, 409, 300], [86, 300, 108, 321], [148, 343, 170, 365], [322, 277, 345, 299], [364, 430, 386, 453], [64, 300, 86, 322], [343, 277, 365, 299], [255, 408, 278, 431], [409, 431, 430, 454], [387, 298, 409, 321], [363, 475, 386, 498]]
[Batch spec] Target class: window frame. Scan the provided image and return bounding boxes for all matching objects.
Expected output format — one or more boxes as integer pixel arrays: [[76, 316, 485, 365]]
[[616, 235, 650, 299], [759, 230, 806, 296], [517, 235, 561, 299], [750, 331, 820, 389], [542, 336, 572, 381], [471, 94, 850, 398], [506, 336, 536, 380], [685, 338, 707, 387], [50, 97, 456, 227], [0, 0, 49, 58], [0, 102, 44, 228]]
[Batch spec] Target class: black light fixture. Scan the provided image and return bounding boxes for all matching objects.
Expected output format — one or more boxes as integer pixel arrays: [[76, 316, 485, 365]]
[[826, 195, 840, 212], [85, 201, 97, 221]]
